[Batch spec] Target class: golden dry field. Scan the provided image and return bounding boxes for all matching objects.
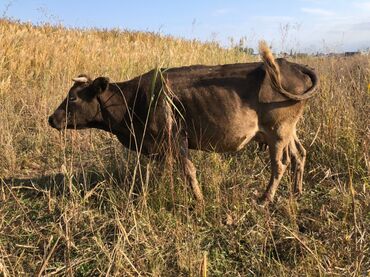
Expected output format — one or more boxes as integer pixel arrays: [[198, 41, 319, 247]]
[[0, 19, 369, 276]]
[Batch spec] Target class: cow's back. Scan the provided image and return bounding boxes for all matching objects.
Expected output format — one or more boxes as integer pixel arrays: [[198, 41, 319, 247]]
[[161, 63, 263, 152]]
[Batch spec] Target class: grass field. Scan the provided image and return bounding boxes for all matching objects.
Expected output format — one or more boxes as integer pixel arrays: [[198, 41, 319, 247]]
[[0, 19, 369, 276]]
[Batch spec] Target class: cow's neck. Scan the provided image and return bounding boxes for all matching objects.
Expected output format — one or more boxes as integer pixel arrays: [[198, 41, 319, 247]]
[[97, 82, 140, 145]]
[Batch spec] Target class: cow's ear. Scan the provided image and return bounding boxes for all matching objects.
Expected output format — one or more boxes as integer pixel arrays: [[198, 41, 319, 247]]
[[92, 77, 109, 94]]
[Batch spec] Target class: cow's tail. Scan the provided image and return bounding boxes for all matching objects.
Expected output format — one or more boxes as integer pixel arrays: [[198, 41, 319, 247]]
[[259, 40, 319, 101]]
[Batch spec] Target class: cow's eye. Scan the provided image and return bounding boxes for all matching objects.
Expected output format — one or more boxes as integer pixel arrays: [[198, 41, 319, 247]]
[[69, 95, 77, 102]]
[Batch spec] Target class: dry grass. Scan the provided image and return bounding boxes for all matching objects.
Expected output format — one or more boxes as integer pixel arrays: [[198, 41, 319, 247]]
[[0, 19, 369, 276]]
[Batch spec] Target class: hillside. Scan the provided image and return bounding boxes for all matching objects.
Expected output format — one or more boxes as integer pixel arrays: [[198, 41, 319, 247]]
[[0, 19, 369, 276]]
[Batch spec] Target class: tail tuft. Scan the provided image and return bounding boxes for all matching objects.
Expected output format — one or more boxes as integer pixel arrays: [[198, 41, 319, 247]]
[[259, 41, 275, 67], [259, 40, 282, 94]]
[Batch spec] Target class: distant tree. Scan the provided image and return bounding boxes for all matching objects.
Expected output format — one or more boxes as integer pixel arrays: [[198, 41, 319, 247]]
[[246, 47, 254, 55], [235, 46, 254, 55]]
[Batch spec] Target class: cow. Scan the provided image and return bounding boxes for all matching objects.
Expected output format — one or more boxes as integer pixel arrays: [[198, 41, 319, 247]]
[[48, 41, 319, 206]]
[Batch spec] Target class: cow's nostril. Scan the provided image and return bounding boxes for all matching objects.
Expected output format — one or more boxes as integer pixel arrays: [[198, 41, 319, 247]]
[[48, 116, 54, 127]]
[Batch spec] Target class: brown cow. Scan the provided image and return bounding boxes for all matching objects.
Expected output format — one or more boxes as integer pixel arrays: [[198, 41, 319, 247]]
[[48, 41, 319, 205]]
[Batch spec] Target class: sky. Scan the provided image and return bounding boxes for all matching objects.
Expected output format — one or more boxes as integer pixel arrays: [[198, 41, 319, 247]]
[[2, 0, 370, 53]]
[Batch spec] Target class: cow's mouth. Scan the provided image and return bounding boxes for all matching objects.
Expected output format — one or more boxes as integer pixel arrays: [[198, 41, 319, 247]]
[[48, 116, 59, 129], [48, 115, 67, 130], [49, 116, 88, 130]]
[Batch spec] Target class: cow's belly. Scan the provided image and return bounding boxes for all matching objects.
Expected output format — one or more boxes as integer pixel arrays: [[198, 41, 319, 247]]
[[187, 108, 259, 152]]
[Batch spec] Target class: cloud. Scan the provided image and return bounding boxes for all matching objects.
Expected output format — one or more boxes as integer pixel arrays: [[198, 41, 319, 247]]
[[351, 21, 370, 31], [301, 7, 334, 16], [251, 15, 294, 22], [354, 2, 370, 10]]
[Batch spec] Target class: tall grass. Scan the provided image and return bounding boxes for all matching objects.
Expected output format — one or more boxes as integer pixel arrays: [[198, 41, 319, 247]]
[[0, 19, 369, 276]]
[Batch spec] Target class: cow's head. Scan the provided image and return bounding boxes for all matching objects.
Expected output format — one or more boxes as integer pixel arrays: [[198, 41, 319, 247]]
[[48, 75, 109, 130]]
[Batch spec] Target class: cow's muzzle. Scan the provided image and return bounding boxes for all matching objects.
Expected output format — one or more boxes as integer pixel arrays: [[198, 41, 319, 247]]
[[48, 115, 62, 130], [48, 110, 66, 130], [48, 116, 55, 127]]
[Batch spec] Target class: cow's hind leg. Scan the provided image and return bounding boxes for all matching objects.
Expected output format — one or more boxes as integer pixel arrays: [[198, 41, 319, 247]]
[[259, 133, 291, 205], [289, 133, 306, 195], [178, 134, 204, 204]]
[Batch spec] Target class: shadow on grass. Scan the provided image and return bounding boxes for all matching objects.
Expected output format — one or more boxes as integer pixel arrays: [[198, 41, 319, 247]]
[[1, 169, 128, 198], [0, 158, 162, 203]]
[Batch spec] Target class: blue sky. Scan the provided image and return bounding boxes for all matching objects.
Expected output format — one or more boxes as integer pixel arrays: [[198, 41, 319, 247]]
[[2, 0, 370, 52]]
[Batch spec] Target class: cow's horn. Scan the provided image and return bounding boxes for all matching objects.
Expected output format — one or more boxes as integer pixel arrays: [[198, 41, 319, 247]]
[[72, 76, 89, 83]]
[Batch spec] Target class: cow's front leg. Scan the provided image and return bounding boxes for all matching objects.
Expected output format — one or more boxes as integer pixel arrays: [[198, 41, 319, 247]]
[[178, 134, 204, 204]]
